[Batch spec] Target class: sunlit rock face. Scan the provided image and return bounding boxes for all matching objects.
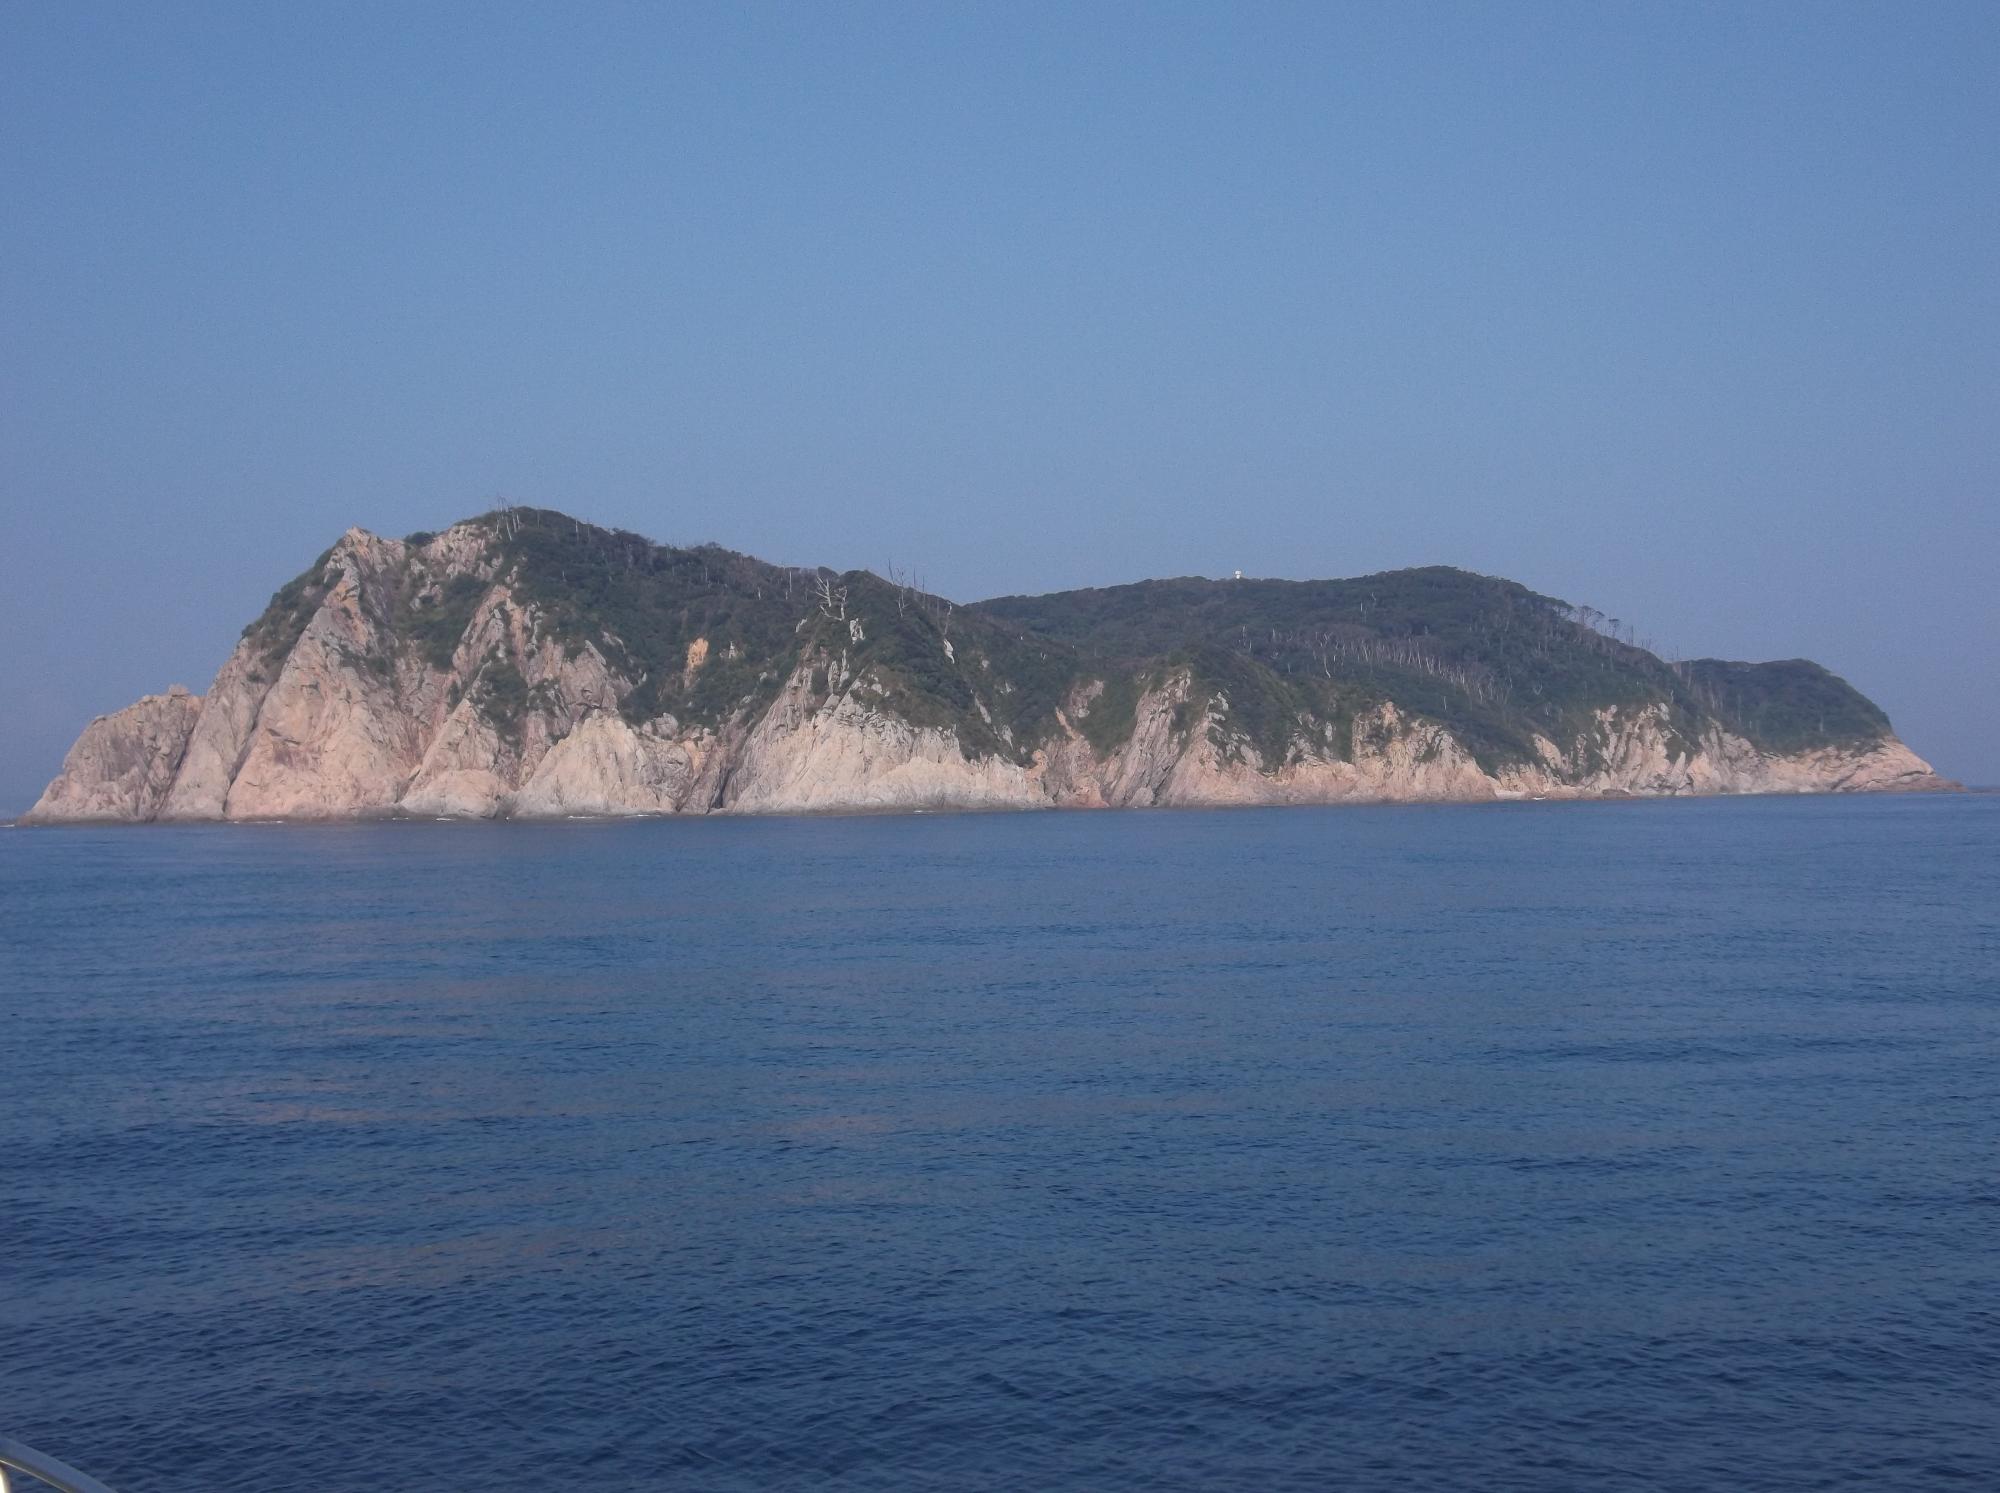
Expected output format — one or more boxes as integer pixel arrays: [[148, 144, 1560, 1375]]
[[24, 509, 1958, 822], [24, 686, 204, 824]]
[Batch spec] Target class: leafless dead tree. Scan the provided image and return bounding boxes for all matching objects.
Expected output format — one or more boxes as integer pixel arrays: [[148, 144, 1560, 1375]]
[[813, 574, 848, 621]]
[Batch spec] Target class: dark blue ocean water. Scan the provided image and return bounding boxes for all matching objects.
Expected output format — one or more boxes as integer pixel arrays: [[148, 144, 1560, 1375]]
[[3, 795, 1996, 1492]]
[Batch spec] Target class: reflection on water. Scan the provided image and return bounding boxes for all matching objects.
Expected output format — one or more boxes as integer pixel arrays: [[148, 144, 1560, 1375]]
[[3, 798, 1998, 1491]]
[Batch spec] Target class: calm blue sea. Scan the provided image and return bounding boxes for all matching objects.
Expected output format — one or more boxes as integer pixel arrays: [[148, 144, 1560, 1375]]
[[3, 796, 1996, 1492]]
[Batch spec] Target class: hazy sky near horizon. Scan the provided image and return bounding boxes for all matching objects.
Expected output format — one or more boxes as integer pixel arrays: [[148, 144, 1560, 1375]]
[[4, 1, 1995, 810]]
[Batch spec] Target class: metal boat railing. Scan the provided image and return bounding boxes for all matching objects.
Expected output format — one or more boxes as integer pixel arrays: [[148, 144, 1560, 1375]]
[[0, 1437, 123, 1493]]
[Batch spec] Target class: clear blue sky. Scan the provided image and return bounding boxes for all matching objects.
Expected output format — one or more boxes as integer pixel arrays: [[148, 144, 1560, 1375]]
[[4, 1, 1994, 810]]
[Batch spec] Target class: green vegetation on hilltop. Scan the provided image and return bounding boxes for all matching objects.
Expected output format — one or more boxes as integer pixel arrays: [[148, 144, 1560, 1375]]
[[240, 547, 336, 666], [976, 568, 1798, 768], [1684, 659, 1890, 753], [788, 569, 1109, 762], [474, 508, 806, 726], [437, 510, 1111, 755]]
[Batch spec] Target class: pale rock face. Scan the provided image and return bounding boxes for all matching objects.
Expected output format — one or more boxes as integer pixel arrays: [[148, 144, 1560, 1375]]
[[1281, 702, 1497, 804], [415, 521, 498, 579], [1126, 697, 1498, 808], [24, 686, 203, 823], [1154, 707, 1285, 806], [398, 698, 517, 818], [511, 712, 705, 817], [158, 641, 280, 820], [1681, 731, 1943, 796], [1487, 704, 1698, 799], [1793, 737, 1942, 792], [392, 577, 633, 816], [725, 661, 1043, 813], [1480, 706, 1954, 801], [1092, 675, 1196, 806], [1347, 705, 1498, 801], [222, 531, 424, 819]]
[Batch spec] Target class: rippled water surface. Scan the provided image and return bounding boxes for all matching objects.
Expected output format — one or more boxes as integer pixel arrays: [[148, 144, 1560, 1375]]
[[4, 796, 1997, 1491]]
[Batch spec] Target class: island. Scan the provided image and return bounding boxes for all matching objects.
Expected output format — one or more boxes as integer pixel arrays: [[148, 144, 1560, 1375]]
[[25, 507, 1953, 822]]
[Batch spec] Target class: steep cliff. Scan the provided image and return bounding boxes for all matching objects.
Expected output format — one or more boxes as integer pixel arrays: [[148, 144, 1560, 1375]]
[[28, 686, 203, 823], [22, 508, 1956, 822]]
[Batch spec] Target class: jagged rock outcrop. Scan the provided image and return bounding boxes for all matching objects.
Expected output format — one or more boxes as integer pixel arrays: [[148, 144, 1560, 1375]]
[[723, 659, 1044, 813], [157, 644, 275, 820], [27, 686, 203, 823], [22, 507, 1958, 823], [508, 713, 707, 818]]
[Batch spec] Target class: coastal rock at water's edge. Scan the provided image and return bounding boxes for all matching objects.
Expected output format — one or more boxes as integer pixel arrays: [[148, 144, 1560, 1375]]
[[29, 685, 203, 823]]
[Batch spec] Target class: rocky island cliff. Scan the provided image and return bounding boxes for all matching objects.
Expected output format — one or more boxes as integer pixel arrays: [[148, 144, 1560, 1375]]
[[24, 508, 1953, 822]]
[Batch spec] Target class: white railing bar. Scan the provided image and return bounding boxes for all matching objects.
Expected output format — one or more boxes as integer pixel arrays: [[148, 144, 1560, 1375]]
[[0, 1438, 124, 1493]]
